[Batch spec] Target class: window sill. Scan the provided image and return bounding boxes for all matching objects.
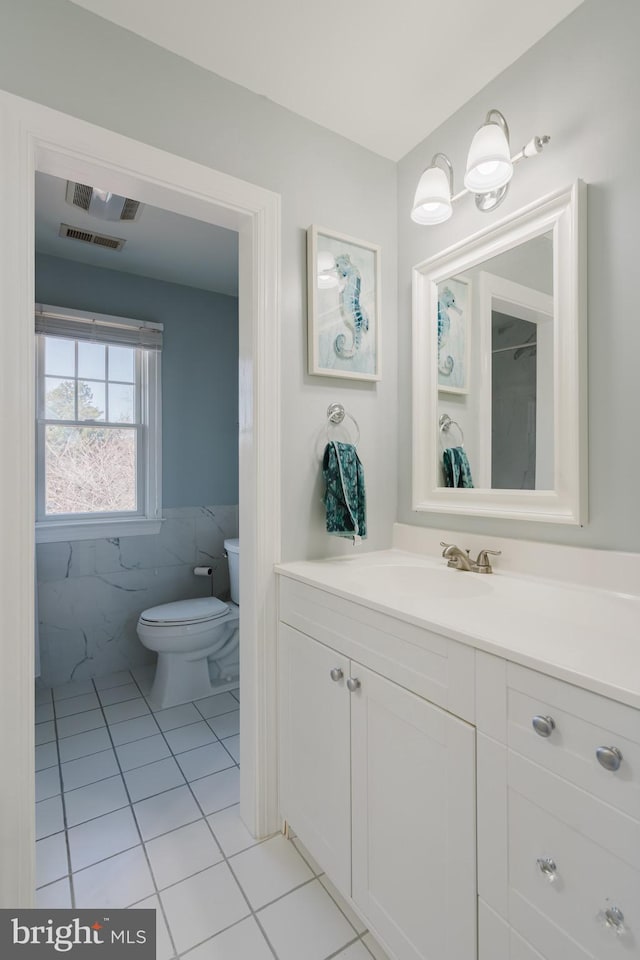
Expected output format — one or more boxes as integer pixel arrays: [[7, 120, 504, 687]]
[[35, 518, 163, 543]]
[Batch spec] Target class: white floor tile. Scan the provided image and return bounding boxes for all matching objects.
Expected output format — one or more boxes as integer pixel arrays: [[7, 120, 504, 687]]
[[160, 862, 249, 955], [130, 895, 175, 960], [98, 682, 141, 706], [319, 874, 367, 934], [61, 748, 119, 791], [231, 690, 240, 703], [55, 692, 100, 718], [35, 686, 53, 705], [35, 721, 56, 746], [185, 917, 274, 960], [53, 680, 96, 702], [362, 933, 391, 960], [36, 796, 64, 840], [337, 943, 373, 960], [94, 670, 134, 691], [145, 819, 222, 890], [36, 833, 68, 887], [115, 734, 171, 771], [109, 714, 159, 746], [35, 741, 59, 771], [207, 710, 240, 740], [230, 834, 313, 909], [163, 721, 216, 755], [104, 698, 150, 725], [58, 727, 112, 763], [153, 704, 202, 731], [68, 807, 140, 872], [36, 766, 61, 802], [124, 757, 185, 802], [190, 767, 240, 815], [222, 734, 240, 763], [130, 665, 155, 696], [206, 804, 261, 857], [257, 879, 355, 960], [175, 742, 235, 782], [73, 845, 154, 908], [194, 692, 239, 720], [36, 877, 72, 909], [64, 775, 128, 827], [56, 709, 105, 739], [133, 785, 201, 841], [291, 838, 324, 876], [35, 703, 54, 723]]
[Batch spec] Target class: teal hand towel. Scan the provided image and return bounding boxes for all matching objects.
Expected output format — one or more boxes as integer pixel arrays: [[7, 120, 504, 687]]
[[443, 446, 474, 488], [322, 441, 367, 541]]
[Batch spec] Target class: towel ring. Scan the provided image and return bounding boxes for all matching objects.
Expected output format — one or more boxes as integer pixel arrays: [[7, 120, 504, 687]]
[[326, 403, 360, 446], [439, 413, 464, 446]]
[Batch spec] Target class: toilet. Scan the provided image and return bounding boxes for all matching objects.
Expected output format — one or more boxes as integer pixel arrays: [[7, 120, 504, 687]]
[[137, 537, 240, 710]]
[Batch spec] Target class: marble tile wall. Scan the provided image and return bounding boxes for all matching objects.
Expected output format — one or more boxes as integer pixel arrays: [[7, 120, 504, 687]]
[[36, 506, 239, 687]]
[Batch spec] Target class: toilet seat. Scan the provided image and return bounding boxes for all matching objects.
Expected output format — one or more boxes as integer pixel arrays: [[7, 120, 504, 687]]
[[140, 596, 229, 627]]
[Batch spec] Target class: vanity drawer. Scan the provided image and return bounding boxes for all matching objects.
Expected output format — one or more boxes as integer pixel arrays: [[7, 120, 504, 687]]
[[508, 780, 640, 960], [507, 664, 640, 820], [278, 576, 475, 722]]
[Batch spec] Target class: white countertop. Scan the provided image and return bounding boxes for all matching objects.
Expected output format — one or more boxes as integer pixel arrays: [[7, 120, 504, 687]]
[[276, 550, 640, 710]]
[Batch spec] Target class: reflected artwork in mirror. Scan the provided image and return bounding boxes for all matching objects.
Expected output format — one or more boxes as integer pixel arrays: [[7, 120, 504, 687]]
[[412, 183, 587, 524]]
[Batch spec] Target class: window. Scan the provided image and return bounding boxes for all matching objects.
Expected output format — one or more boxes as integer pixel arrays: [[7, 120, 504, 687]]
[[35, 305, 162, 542]]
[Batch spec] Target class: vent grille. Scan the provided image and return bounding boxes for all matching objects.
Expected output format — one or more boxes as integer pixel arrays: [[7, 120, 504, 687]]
[[71, 183, 93, 211], [120, 198, 141, 221], [59, 223, 126, 252]]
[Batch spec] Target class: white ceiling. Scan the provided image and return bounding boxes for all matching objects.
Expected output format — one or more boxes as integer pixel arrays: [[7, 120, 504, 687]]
[[70, 0, 584, 160], [35, 172, 239, 296]]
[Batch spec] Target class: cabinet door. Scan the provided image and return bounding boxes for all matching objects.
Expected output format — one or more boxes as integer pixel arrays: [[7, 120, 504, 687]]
[[278, 623, 351, 894], [351, 664, 477, 960]]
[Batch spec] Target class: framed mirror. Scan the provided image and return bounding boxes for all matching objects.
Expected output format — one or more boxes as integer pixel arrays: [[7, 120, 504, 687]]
[[412, 182, 587, 524]]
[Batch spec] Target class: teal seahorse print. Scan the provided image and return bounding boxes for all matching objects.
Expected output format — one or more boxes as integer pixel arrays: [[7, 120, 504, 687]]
[[437, 285, 462, 377], [334, 254, 369, 359]]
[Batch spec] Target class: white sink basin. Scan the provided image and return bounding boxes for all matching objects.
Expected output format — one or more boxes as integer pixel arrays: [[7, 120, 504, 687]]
[[344, 563, 492, 600]]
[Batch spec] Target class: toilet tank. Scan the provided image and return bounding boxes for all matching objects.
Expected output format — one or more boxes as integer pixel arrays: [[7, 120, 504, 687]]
[[224, 538, 239, 604]]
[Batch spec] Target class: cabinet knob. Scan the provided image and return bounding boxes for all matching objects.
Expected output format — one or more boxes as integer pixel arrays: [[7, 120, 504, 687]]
[[532, 715, 556, 738], [601, 905, 625, 936], [536, 858, 557, 883], [346, 677, 361, 692], [596, 746, 623, 771], [330, 667, 344, 682]]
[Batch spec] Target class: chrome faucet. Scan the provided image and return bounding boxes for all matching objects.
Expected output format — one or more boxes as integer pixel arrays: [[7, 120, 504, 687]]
[[440, 542, 501, 574]]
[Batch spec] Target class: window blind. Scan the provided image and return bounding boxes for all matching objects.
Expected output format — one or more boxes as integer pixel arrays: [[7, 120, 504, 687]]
[[35, 307, 163, 350]]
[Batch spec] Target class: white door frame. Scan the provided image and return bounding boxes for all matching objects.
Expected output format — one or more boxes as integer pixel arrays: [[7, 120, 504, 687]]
[[0, 91, 281, 907]]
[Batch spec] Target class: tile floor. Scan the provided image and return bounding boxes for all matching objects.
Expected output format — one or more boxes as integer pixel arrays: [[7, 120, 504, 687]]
[[35, 667, 389, 960]]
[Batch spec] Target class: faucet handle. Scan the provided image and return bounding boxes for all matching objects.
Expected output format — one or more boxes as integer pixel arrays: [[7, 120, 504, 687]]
[[475, 548, 502, 573]]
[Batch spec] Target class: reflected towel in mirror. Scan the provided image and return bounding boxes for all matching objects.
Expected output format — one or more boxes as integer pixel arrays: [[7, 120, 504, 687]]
[[443, 446, 474, 488]]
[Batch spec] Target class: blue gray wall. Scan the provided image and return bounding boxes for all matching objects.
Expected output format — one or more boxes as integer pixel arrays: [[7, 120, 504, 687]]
[[397, 0, 640, 551], [36, 253, 239, 507]]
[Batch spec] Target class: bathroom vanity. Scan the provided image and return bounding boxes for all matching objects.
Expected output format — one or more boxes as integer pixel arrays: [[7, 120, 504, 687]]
[[276, 544, 640, 960]]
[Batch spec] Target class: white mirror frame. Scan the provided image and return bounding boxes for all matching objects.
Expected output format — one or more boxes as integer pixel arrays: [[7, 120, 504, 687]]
[[412, 181, 587, 524]]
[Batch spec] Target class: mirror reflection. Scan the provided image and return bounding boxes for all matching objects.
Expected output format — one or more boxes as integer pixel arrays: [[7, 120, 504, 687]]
[[437, 231, 553, 490]]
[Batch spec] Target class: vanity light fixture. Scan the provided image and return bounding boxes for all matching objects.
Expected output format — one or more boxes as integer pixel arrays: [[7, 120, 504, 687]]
[[410, 108, 550, 225]]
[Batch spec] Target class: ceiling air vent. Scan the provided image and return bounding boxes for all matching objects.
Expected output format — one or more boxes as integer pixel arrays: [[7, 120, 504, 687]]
[[65, 181, 144, 222], [59, 223, 126, 252]]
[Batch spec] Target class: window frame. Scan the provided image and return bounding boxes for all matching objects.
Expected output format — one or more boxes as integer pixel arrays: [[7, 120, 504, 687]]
[[35, 305, 162, 543]]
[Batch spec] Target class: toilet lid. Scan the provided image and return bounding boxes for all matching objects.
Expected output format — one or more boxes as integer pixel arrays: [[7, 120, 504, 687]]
[[140, 597, 229, 625]]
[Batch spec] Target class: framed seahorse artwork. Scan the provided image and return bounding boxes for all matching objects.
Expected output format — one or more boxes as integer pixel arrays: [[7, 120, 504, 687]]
[[307, 225, 381, 381], [437, 275, 471, 394]]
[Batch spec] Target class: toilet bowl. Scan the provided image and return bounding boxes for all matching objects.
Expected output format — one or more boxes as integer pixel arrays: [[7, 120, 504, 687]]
[[137, 537, 241, 710]]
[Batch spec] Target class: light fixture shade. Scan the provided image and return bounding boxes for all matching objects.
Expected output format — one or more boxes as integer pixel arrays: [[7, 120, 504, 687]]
[[411, 166, 452, 225], [464, 121, 513, 193]]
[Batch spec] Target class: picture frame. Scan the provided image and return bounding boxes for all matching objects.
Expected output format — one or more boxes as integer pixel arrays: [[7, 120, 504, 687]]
[[307, 225, 381, 381], [437, 275, 470, 394]]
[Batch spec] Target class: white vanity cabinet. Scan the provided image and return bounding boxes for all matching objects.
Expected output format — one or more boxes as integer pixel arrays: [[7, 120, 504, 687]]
[[278, 577, 477, 960]]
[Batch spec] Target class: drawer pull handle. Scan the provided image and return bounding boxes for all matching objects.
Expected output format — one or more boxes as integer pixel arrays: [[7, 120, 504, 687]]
[[602, 906, 625, 936], [330, 667, 344, 682], [536, 858, 557, 883], [596, 746, 623, 771], [532, 715, 555, 738], [346, 677, 361, 692]]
